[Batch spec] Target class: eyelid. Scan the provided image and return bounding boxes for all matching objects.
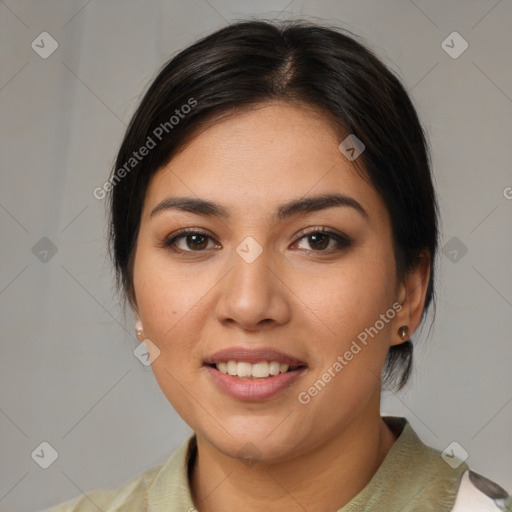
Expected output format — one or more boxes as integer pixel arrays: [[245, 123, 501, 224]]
[[292, 226, 352, 251], [163, 225, 351, 253], [294, 225, 349, 240], [164, 227, 217, 248]]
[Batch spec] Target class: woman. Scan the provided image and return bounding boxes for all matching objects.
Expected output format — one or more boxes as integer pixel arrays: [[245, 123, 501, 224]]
[[47, 19, 511, 512]]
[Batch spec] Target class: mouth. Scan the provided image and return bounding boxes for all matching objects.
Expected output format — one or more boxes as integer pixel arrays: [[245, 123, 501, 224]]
[[205, 360, 307, 379], [203, 346, 307, 378], [203, 347, 308, 401]]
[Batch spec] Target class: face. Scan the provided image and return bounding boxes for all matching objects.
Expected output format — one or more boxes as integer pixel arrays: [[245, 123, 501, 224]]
[[132, 102, 412, 462]]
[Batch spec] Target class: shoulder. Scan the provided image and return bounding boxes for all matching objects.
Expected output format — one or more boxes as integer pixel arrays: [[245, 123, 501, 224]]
[[41, 463, 163, 512], [451, 470, 512, 512], [372, 417, 511, 512], [41, 434, 196, 512]]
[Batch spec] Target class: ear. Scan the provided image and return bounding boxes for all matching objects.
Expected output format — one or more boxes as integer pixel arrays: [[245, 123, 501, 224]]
[[130, 289, 143, 339], [128, 282, 138, 313], [391, 251, 431, 347], [134, 316, 144, 342]]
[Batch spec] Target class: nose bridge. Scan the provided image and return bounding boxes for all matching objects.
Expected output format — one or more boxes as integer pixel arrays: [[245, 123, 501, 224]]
[[231, 238, 274, 304], [217, 237, 289, 328]]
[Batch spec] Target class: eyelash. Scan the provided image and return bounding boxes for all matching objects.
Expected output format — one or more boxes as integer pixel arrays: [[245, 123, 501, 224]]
[[163, 227, 352, 255]]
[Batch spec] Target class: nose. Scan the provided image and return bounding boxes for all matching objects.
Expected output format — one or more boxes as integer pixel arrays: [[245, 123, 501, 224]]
[[215, 245, 291, 331]]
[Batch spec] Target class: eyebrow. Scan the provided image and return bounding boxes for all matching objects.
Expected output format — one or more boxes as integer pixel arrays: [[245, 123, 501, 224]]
[[150, 193, 368, 221]]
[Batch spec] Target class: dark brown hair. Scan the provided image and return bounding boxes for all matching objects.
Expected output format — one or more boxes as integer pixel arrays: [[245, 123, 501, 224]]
[[108, 19, 438, 391]]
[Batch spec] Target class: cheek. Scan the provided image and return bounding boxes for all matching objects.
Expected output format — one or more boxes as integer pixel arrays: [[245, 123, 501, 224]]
[[132, 244, 226, 414], [132, 247, 205, 349], [294, 247, 396, 393], [303, 253, 395, 332], [132, 251, 206, 413], [297, 268, 394, 427]]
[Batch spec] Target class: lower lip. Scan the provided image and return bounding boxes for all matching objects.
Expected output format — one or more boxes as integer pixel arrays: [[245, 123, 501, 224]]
[[205, 365, 306, 401]]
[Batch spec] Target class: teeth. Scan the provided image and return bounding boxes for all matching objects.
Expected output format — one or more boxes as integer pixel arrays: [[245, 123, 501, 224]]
[[252, 362, 269, 378], [215, 360, 296, 378], [269, 361, 280, 375], [237, 362, 252, 377], [227, 360, 237, 375]]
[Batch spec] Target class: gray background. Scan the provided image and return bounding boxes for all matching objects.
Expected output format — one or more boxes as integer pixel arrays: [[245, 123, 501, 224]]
[[1, 1, 511, 511]]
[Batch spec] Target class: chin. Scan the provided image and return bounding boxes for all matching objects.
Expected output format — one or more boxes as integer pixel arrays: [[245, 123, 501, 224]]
[[197, 418, 311, 465]]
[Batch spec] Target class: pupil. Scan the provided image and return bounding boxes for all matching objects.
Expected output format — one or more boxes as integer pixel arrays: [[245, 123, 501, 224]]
[[188, 234, 207, 250], [310, 233, 328, 250]]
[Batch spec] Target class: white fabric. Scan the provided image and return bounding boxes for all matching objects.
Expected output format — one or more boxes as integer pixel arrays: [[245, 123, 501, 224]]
[[452, 470, 512, 512]]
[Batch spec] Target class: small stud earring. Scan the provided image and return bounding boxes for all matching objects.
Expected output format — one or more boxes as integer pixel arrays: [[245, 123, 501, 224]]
[[398, 326, 409, 341], [135, 321, 143, 339]]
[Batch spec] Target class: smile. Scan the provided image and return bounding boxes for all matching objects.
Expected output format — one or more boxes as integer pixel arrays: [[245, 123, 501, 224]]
[[211, 360, 301, 379]]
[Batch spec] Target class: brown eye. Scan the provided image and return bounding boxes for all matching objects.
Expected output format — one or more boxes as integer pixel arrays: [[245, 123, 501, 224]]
[[295, 228, 351, 252], [184, 233, 209, 250], [164, 229, 218, 253], [307, 232, 330, 250]]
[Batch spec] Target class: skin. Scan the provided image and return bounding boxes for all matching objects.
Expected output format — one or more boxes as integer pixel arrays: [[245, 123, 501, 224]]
[[131, 102, 430, 511]]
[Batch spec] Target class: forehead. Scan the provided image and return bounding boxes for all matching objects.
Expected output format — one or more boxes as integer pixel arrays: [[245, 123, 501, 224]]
[[143, 103, 388, 225]]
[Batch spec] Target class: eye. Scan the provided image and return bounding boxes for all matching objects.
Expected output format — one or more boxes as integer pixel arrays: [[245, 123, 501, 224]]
[[164, 229, 219, 253], [163, 227, 351, 255], [293, 227, 351, 252]]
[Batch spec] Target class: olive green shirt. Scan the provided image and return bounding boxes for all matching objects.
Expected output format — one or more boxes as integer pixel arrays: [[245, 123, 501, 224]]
[[44, 416, 511, 511]]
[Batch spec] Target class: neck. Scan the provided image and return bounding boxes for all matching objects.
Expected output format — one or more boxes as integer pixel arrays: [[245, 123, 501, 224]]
[[190, 409, 397, 512]]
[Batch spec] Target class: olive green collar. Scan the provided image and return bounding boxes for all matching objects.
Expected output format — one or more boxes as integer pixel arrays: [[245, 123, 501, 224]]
[[338, 416, 468, 511]]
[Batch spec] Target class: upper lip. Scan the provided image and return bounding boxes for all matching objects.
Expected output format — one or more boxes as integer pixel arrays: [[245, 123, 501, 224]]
[[204, 347, 307, 367]]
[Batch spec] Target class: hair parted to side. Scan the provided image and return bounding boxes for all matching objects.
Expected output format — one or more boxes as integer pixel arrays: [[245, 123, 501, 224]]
[[108, 19, 439, 391]]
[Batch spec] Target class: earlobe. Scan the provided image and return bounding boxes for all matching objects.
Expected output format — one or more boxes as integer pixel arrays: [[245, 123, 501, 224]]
[[390, 320, 410, 347], [398, 325, 409, 342], [392, 252, 431, 346], [135, 319, 144, 340]]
